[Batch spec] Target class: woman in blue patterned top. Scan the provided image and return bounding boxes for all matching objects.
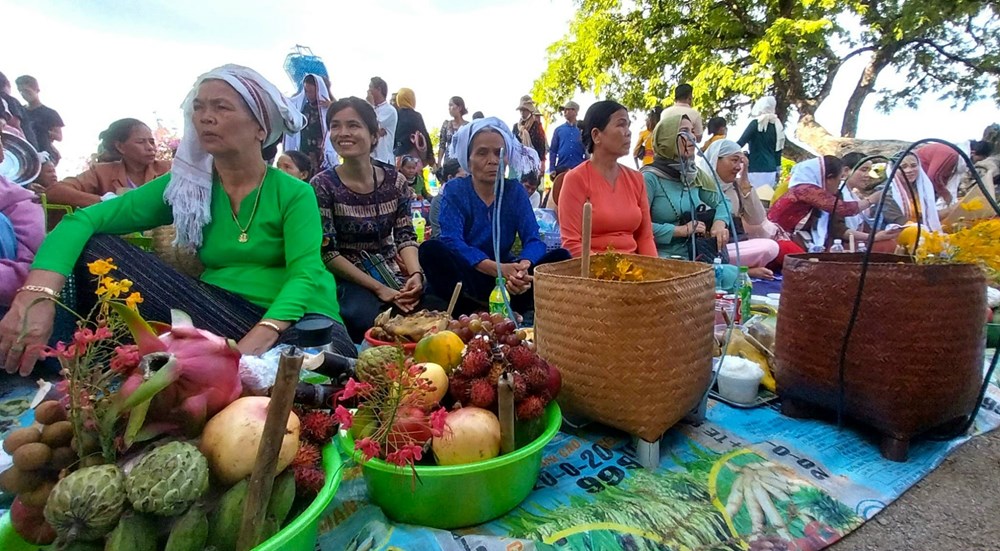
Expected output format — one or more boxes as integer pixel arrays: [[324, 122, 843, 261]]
[[419, 117, 570, 317], [311, 97, 429, 341]]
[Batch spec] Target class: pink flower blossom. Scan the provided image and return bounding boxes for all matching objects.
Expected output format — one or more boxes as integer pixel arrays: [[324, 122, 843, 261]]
[[340, 378, 374, 401], [385, 443, 424, 466], [429, 408, 448, 438], [110, 345, 140, 375], [356, 437, 380, 460], [333, 405, 353, 429]]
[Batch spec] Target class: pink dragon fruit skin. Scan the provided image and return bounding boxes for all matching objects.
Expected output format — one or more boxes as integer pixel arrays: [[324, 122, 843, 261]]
[[112, 306, 242, 445]]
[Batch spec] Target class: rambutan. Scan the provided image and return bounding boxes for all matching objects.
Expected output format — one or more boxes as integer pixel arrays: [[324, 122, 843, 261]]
[[465, 336, 492, 356], [460, 349, 491, 378], [506, 345, 537, 372], [293, 464, 326, 497], [449, 376, 472, 403], [291, 441, 322, 468], [468, 378, 497, 409], [524, 364, 549, 393], [300, 410, 338, 443], [515, 395, 546, 420], [512, 373, 529, 401]]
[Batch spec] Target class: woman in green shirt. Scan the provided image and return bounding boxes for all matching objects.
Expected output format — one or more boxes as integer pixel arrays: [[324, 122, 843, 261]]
[[642, 113, 739, 287], [0, 65, 354, 376]]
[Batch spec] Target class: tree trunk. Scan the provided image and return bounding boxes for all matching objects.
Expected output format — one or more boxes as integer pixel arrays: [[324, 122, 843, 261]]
[[840, 47, 897, 138], [796, 112, 910, 158]]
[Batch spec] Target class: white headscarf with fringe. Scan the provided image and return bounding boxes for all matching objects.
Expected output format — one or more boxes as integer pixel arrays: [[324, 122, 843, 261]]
[[165, 64, 305, 249], [751, 96, 785, 152], [448, 117, 540, 178], [282, 73, 339, 169]]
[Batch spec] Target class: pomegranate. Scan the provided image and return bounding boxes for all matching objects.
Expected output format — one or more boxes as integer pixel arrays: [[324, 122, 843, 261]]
[[385, 405, 434, 453], [431, 407, 501, 466]]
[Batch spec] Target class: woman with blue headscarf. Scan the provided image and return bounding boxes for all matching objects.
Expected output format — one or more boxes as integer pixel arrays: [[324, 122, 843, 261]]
[[419, 117, 570, 317]]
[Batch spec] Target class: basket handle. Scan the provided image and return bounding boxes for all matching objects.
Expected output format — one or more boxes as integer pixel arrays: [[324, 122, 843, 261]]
[[581, 201, 592, 277]]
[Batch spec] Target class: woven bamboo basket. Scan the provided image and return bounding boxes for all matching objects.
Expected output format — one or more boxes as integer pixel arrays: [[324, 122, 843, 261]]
[[152, 225, 204, 278], [534, 255, 715, 441], [775, 253, 985, 461]]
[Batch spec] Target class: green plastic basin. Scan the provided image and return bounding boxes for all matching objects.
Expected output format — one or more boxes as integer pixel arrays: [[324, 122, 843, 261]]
[[340, 402, 561, 529], [987, 322, 1000, 348], [0, 441, 342, 551]]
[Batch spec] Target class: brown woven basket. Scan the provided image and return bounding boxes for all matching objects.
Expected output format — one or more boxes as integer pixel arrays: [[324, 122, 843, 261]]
[[534, 255, 715, 441], [775, 253, 985, 460], [152, 225, 204, 278]]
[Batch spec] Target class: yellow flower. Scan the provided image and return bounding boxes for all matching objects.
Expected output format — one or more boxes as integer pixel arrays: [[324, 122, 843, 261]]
[[125, 292, 143, 310], [87, 258, 117, 276], [960, 198, 985, 212], [118, 279, 133, 293]]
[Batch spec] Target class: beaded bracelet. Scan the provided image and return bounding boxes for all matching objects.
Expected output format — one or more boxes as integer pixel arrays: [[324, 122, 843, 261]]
[[16, 285, 59, 299]]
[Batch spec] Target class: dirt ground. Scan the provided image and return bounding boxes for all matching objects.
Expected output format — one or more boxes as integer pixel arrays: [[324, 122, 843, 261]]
[[829, 429, 1000, 550]]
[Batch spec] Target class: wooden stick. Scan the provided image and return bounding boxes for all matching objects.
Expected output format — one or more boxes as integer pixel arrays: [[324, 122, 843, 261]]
[[498, 371, 516, 454], [236, 348, 303, 551], [580, 201, 593, 278], [446, 282, 463, 318]]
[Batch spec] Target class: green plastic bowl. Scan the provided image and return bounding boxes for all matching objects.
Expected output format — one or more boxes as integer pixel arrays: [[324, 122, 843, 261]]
[[987, 323, 1000, 348], [0, 442, 343, 551], [340, 402, 561, 529]]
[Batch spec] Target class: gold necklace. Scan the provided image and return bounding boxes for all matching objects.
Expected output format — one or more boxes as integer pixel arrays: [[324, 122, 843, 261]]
[[230, 172, 266, 243]]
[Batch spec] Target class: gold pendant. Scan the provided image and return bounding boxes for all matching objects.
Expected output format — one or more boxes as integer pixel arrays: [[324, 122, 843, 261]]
[[238, 232, 248, 243]]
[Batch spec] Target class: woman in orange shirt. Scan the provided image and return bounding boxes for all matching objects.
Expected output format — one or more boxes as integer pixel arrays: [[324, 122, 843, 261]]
[[46, 118, 171, 208], [559, 101, 657, 257]]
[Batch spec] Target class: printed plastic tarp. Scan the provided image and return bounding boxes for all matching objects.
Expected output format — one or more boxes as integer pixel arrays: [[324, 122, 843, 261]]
[[317, 359, 1000, 551]]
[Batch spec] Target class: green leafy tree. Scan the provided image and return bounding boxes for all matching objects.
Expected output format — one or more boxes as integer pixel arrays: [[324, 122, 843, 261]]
[[533, 0, 1000, 151]]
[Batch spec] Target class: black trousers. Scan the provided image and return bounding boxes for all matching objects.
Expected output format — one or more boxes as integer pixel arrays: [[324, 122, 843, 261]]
[[419, 240, 571, 317], [336, 277, 448, 343], [75, 235, 356, 357]]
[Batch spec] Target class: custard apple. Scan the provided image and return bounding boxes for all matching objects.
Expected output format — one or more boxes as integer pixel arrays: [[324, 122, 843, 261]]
[[126, 441, 209, 516], [356, 345, 404, 382], [44, 464, 126, 542]]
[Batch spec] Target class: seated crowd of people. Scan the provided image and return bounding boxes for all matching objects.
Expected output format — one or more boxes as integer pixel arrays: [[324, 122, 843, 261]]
[[0, 64, 992, 377]]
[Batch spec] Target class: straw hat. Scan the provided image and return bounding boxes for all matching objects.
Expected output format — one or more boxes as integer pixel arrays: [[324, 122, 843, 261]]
[[516, 95, 540, 115]]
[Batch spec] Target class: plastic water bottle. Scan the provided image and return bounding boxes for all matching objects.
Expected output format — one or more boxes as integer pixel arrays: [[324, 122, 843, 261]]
[[712, 256, 725, 291], [857, 241, 868, 254], [489, 278, 508, 315], [736, 266, 753, 324], [412, 211, 426, 243], [808, 244, 825, 253], [830, 239, 845, 253]]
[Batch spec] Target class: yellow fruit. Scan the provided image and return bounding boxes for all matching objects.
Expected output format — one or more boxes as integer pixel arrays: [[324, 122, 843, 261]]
[[413, 331, 464, 373], [897, 224, 919, 250], [409, 363, 449, 408]]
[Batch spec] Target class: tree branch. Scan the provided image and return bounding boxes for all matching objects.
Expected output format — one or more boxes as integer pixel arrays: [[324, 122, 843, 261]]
[[840, 45, 877, 64], [908, 39, 1000, 74]]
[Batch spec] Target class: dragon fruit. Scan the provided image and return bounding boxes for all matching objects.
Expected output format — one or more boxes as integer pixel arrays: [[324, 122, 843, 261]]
[[110, 306, 242, 446]]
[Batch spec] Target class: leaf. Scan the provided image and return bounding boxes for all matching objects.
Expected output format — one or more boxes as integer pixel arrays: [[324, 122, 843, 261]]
[[534, 0, 1000, 140], [109, 302, 166, 355]]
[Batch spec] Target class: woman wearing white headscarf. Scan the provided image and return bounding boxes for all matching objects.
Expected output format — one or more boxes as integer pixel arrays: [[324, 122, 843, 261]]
[[767, 156, 881, 251], [419, 117, 569, 317], [282, 73, 338, 172], [0, 64, 355, 376], [737, 96, 785, 189], [877, 152, 942, 251], [698, 139, 780, 277]]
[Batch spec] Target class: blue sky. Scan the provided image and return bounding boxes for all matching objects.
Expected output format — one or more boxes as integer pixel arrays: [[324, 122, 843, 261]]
[[5, 0, 998, 173]]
